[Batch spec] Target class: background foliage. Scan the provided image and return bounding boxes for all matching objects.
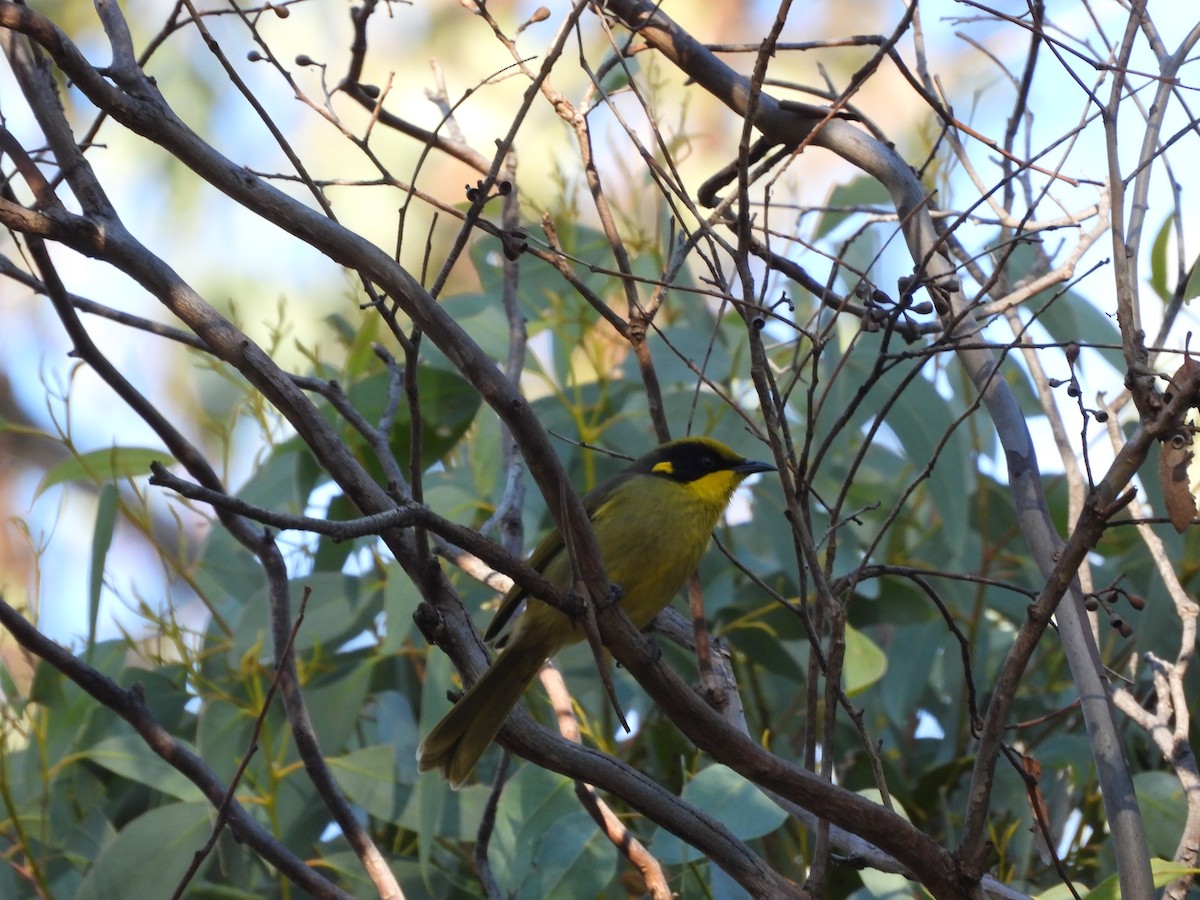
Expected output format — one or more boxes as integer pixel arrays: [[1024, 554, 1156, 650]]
[[1, 1, 1200, 898]]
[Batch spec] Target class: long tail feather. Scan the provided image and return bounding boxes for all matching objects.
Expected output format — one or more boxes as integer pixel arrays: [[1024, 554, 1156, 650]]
[[416, 642, 549, 788]]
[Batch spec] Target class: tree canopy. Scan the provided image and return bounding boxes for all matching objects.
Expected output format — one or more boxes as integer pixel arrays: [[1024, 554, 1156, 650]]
[[2, 2, 1200, 898]]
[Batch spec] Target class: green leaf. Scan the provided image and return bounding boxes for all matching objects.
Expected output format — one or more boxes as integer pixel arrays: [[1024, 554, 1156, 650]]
[[328, 744, 405, 822], [374, 691, 421, 785], [855, 865, 917, 898], [881, 366, 974, 562], [234, 436, 313, 513], [196, 697, 255, 784], [80, 734, 204, 803], [843, 624, 888, 695], [193, 524, 265, 638], [116, 666, 191, 734], [273, 769, 333, 853], [74, 802, 212, 900], [1183, 252, 1200, 302], [595, 52, 639, 95], [1034, 288, 1125, 376], [1150, 215, 1171, 302], [37, 446, 174, 496], [651, 764, 788, 863], [1036, 883, 1091, 900], [303, 653, 374, 753], [414, 770, 442, 889], [342, 365, 481, 473], [488, 765, 617, 896], [311, 492, 359, 573], [405, 774, 489, 880], [410, 652, 490, 883], [229, 571, 380, 661], [878, 621, 950, 731], [322, 851, 462, 898], [381, 566, 421, 651], [1078, 858, 1200, 899], [423, 290, 513, 367], [1133, 770, 1186, 858], [59, 802, 116, 877], [815, 175, 892, 240], [87, 482, 118, 654], [29, 645, 134, 770], [523, 811, 616, 898]]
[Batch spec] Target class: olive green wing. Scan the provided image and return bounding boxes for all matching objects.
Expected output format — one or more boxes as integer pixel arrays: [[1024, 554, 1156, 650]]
[[483, 527, 565, 642], [482, 470, 633, 643]]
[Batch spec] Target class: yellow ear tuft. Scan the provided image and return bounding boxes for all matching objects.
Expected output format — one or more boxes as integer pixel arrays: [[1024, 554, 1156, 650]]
[[652, 460, 675, 475]]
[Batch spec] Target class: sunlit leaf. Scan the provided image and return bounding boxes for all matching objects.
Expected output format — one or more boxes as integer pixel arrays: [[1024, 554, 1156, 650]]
[[87, 482, 117, 654], [1150, 215, 1172, 302], [844, 624, 889, 695], [1079, 858, 1200, 900], [37, 446, 174, 496]]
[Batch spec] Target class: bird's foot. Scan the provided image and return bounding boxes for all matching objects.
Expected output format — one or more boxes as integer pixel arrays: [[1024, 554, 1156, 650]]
[[602, 583, 624, 609], [641, 635, 663, 664]]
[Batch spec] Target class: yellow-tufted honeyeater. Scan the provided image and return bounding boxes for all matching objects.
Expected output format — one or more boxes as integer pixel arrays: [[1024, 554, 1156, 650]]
[[417, 436, 775, 787]]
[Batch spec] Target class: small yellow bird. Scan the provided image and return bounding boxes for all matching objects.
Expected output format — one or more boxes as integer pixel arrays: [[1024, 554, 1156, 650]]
[[417, 436, 775, 787]]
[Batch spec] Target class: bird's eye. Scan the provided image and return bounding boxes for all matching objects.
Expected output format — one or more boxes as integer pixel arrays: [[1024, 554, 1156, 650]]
[[701, 454, 715, 469]]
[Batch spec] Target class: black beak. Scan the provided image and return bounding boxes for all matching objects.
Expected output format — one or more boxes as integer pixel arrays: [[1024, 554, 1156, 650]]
[[734, 459, 776, 476]]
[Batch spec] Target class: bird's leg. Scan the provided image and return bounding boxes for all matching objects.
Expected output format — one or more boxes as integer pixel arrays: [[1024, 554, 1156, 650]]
[[602, 582, 624, 608], [638, 635, 663, 664], [413, 599, 445, 643]]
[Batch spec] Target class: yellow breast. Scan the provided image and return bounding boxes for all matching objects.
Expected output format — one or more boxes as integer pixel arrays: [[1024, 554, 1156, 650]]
[[509, 469, 740, 649]]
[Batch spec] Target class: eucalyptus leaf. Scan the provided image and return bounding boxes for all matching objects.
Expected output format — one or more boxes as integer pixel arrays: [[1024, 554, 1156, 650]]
[[1133, 770, 1186, 858], [74, 802, 213, 900], [1183, 253, 1200, 302], [815, 175, 892, 240], [843, 624, 889, 695], [1080, 858, 1200, 900], [1150, 215, 1171, 302], [38, 446, 174, 496], [79, 734, 204, 803], [651, 764, 787, 863], [87, 482, 118, 654]]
